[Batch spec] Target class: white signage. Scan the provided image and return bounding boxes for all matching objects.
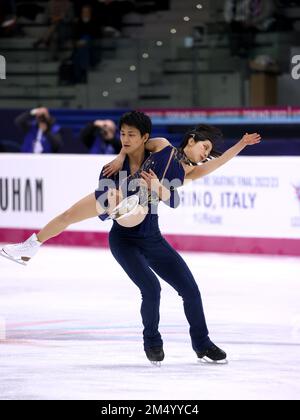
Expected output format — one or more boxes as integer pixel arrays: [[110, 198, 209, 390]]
[[1, 154, 300, 240]]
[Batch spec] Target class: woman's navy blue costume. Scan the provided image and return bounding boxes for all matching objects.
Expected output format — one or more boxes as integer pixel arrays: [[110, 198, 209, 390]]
[[95, 146, 211, 352]]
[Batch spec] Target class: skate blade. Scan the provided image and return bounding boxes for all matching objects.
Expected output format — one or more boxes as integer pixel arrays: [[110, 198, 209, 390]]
[[0, 250, 27, 266], [150, 361, 162, 367], [198, 357, 228, 365]]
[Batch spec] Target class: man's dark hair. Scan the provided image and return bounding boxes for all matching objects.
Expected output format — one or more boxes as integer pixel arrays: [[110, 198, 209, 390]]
[[119, 111, 152, 137]]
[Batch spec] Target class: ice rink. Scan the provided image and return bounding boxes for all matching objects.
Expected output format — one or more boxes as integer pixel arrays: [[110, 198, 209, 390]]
[[0, 245, 299, 400]]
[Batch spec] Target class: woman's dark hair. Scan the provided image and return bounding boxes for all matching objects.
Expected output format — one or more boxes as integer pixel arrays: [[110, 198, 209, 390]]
[[119, 111, 152, 137], [180, 124, 223, 158]]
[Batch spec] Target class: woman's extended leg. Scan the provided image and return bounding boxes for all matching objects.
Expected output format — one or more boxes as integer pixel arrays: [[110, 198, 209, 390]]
[[37, 193, 98, 243], [1, 193, 99, 263]]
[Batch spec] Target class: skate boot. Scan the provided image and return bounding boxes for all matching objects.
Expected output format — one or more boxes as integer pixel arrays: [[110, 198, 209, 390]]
[[145, 346, 165, 366], [1, 234, 41, 265], [196, 343, 227, 365]]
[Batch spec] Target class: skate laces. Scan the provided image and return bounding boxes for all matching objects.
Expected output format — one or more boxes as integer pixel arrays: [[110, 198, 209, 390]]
[[10, 238, 37, 251]]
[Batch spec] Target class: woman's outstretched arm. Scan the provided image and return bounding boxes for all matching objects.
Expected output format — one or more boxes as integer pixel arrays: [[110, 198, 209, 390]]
[[186, 133, 261, 182]]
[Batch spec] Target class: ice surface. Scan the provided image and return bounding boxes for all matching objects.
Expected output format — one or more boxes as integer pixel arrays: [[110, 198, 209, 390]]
[[0, 246, 299, 400]]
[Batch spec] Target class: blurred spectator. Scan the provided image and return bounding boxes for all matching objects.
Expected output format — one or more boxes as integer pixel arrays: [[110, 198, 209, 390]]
[[15, 108, 62, 154], [33, 0, 74, 59], [251, 0, 276, 31], [72, 4, 100, 83], [80, 120, 121, 154], [224, 0, 257, 57], [224, 0, 276, 57]]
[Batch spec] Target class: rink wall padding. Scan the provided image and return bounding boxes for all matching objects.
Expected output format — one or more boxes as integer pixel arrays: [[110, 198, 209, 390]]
[[1, 154, 300, 256], [0, 228, 299, 256]]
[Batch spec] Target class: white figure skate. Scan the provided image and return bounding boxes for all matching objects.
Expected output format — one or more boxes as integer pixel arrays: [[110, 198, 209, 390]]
[[1, 234, 41, 266]]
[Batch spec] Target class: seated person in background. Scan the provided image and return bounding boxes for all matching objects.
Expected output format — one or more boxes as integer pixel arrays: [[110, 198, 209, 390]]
[[80, 119, 121, 154], [224, 0, 256, 57], [72, 4, 100, 83], [15, 107, 62, 154], [33, 0, 74, 59]]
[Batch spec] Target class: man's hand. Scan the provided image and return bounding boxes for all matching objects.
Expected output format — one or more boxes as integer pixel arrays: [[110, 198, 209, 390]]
[[103, 155, 125, 177], [241, 133, 261, 146]]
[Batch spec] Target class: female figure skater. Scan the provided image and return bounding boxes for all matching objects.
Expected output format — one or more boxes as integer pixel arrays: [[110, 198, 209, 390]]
[[2, 111, 261, 364]]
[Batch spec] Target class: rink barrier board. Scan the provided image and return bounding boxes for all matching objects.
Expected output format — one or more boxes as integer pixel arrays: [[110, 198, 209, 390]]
[[1, 154, 300, 255], [0, 228, 299, 256]]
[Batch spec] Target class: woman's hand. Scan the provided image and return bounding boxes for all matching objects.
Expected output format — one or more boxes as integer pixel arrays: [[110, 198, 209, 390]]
[[103, 155, 125, 178], [241, 133, 261, 146]]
